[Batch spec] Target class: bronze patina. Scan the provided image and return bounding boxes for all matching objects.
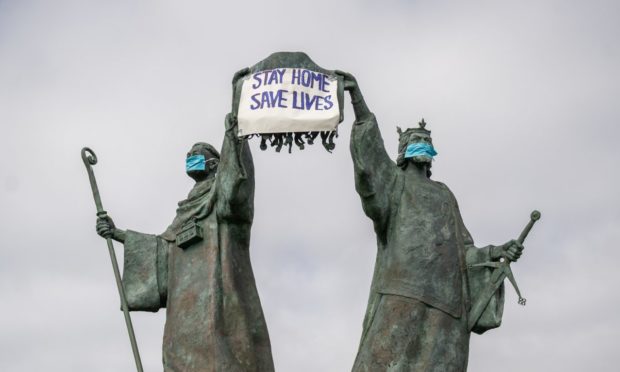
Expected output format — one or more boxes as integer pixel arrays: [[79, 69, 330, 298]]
[[83, 55, 538, 371], [336, 70, 535, 372], [82, 147, 143, 372], [91, 71, 274, 371]]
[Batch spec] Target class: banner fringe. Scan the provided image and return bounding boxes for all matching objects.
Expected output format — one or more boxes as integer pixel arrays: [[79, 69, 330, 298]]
[[242, 131, 338, 153]]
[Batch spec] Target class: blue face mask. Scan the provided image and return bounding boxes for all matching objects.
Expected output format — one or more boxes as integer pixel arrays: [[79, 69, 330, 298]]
[[404, 142, 438, 159], [186, 154, 206, 172]]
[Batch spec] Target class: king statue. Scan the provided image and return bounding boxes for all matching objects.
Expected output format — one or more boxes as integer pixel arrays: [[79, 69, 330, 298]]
[[336, 70, 525, 372]]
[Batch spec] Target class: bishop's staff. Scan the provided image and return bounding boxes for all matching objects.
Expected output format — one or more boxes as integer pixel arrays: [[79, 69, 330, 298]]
[[81, 147, 144, 372]]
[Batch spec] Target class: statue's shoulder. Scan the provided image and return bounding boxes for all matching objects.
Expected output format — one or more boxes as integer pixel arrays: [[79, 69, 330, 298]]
[[431, 180, 457, 199], [431, 179, 449, 190]]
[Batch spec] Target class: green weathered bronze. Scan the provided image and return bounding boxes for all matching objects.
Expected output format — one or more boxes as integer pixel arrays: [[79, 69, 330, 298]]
[[467, 210, 540, 331], [92, 76, 274, 370], [82, 147, 144, 372], [337, 70, 534, 372]]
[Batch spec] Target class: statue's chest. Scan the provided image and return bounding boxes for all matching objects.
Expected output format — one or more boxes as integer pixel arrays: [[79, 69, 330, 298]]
[[169, 215, 219, 279], [400, 181, 451, 218], [394, 181, 455, 245]]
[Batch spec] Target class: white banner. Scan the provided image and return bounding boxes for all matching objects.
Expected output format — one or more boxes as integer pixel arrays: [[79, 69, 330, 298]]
[[237, 68, 340, 136]]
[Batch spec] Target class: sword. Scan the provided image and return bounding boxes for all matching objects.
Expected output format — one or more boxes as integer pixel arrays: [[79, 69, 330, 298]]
[[467, 210, 541, 331], [81, 147, 144, 372]]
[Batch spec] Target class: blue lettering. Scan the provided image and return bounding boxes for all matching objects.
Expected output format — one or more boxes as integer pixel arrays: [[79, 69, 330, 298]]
[[253, 89, 289, 109], [289, 70, 331, 91], [304, 92, 317, 109], [291, 69, 301, 85], [322, 76, 330, 93], [267, 70, 279, 85], [301, 69, 311, 87], [277, 89, 288, 108], [252, 73, 262, 89], [250, 93, 261, 110], [260, 91, 271, 108], [290, 90, 334, 110], [315, 96, 324, 110], [292, 90, 303, 109], [323, 95, 333, 110], [276, 68, 286, 84], [260, 71, 270, 87], [311, 72, 323, 90]]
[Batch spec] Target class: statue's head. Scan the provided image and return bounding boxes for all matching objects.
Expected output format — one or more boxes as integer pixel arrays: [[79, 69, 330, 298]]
[[396, 119, 437, 177], [186, 142, 220, 182]]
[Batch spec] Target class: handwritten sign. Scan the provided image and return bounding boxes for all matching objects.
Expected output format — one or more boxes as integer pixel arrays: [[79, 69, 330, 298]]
[[237, 68, 340, 136]]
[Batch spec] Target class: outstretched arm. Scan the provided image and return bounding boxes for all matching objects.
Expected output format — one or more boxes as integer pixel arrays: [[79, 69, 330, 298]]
[[95, 216, 168, 311], [216, 112, 255, 223], [461, 219, 524, 264], [337, 71, 396, 237]]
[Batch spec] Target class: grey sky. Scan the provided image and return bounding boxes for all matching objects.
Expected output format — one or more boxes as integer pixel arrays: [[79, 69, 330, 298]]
[[1, 0, 619, 370]]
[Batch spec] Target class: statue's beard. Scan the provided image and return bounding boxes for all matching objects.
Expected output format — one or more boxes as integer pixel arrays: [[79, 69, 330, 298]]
[[410, 155, 432, 164], [187, 169, 210, 182]]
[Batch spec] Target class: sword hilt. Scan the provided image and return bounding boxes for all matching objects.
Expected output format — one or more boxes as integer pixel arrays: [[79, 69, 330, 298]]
[[468, 210, 541, 330], [508, 210, 540, 305], [518, 210, 541, 244]]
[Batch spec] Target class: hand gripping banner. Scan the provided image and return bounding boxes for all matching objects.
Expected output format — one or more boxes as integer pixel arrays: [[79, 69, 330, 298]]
[[232, 52, 345, 153]]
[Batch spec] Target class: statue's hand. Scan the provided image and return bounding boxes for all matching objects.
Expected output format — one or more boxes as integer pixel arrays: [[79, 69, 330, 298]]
[[232, 67, 250, 86], [96, 215, 116, 239], [334, 70, 358, 92], [492, 240, 524, 262], [334, 69, 370, 119], [225, 112, 238, 131]]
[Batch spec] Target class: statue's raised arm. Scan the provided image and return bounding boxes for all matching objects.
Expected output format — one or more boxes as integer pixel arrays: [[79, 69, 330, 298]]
[[215, 112, 255, 223], [336, 70, 396, 240], [216, 68, 255, 223]]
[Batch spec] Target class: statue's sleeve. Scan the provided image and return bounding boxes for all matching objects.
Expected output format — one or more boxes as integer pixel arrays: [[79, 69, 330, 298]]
[[350, 113, 396, 236], [447, 188, 492, 263], [448, 188, 505, 333], [122, 230, 168, 312], [216, 119, 255, 223], [461, 216, 492, 265]]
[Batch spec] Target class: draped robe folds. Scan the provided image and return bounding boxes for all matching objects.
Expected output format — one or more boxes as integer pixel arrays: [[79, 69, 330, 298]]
[[350, 114, 504, 372], [120, 124, 274, 372]]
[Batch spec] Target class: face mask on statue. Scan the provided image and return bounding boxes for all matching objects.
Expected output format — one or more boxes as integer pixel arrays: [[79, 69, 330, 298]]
[[186, 155, 206, 172], [404, 142, 437, 160]]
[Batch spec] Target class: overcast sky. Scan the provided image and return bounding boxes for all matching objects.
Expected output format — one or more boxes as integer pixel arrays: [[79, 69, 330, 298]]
[[1, 0, 619, 371]]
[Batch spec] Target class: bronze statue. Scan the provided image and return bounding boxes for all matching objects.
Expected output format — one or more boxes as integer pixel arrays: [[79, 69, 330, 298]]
[[94, 107, 274, 371], [337, 70, 526, 372], [83, 53, 538, 371]]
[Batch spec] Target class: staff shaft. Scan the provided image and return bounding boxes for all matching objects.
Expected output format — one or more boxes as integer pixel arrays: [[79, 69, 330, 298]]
[[105, 232, 143, 372], [81, 147, 144, 372]]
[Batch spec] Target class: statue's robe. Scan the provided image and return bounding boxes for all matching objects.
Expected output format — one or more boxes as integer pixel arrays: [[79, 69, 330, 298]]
[[120, 128, 274, 372], [350, 114, 503, 372]]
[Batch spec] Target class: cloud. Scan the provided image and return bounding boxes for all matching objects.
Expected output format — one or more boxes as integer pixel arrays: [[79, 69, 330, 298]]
[[1, 0, 619, 371]]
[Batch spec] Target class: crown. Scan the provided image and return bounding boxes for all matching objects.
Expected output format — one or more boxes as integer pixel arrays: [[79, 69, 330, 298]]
[[412, 118, 430, 135], [397, 118, 431, 138]]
